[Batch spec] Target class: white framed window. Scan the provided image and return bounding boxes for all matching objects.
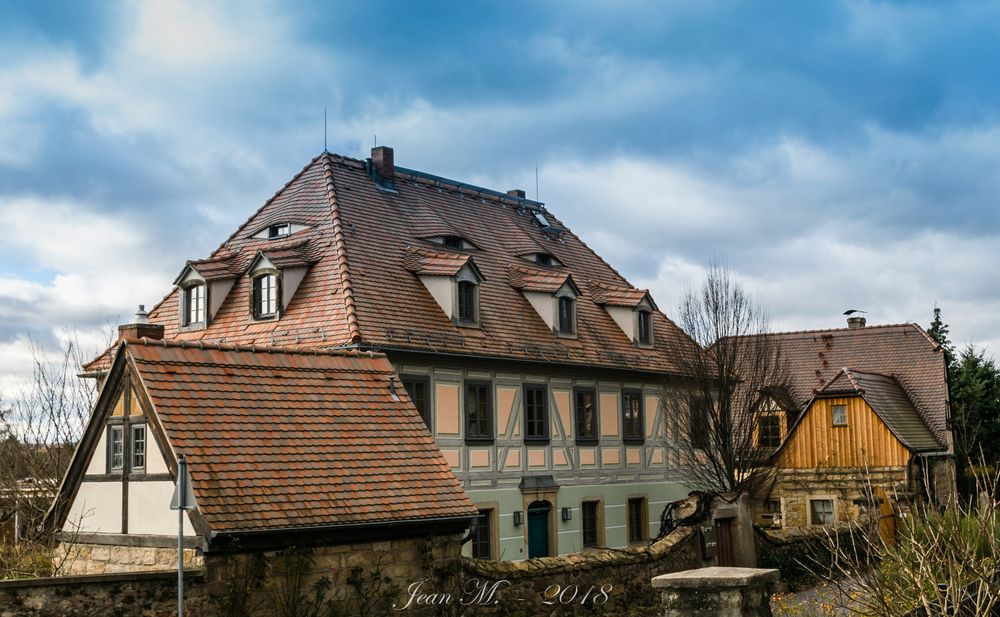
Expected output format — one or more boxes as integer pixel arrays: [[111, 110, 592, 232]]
[[810, 498, 835, 525], [252, 273, 280, 319], [268, 223, 291, 239], [131, 425, 146, 470], [183, 284, 206, 326], [109, 425, 124, 472], [832, 404, 848, 427]]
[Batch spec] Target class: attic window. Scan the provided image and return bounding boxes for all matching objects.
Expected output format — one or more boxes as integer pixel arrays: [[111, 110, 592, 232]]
[[252, 273, 280, 319], [457, 280, 478, 324], [637, 310, 653, 346], [428, 235, 473, 250], [832, 404, 848, 427], [531, 210, 550, 228], [268, 223, 291, 239], [558, 296, 575, 334], [529, 253, 561, 267], [182, 284, 206, 326]]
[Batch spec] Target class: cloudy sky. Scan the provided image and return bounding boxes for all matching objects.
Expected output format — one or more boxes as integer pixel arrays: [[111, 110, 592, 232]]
[[2, 0, 999, 394]]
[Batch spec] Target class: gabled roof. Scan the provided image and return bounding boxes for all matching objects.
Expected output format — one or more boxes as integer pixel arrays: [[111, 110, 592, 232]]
[[507, 263, 578, 294], [589, 281, 656, 309], [813, 368, 943, 453], [86, 151, 700, 374], [59, 338, 477, 538], [249, 238, 318, 271], [173, 252, 242, 284], [741, 323, 949, 448]]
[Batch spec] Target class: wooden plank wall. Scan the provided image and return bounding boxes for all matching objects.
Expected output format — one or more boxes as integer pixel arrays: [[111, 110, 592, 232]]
[[775, 396, 911, 469]]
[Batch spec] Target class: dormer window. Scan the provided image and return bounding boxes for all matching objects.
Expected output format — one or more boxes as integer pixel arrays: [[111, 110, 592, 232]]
[[526, 253, 562, 267], [182, 284, 206, 326], [457, 280, 478, 324], [558, 296, 575, 334], [252, 273, 280, 319], [428, 235, 474, 250], [268, 223, 291, 239], [637, 309, 653, 346]]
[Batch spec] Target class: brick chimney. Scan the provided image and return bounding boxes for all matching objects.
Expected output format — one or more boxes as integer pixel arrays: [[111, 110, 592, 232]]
[[371, 146, 394, 185], [507, 189, 526, 198], [118, 305, 165, 341], [847, 316, 867, 329]]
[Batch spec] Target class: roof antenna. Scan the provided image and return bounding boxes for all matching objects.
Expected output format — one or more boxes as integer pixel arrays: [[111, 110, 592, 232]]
[[374, 134, 377, 148], [323, 104, 328, 153], [535, 165, 539, 201]]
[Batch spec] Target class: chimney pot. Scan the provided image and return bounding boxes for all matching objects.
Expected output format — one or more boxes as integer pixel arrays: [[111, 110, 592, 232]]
[[371, 146, 394, 184], [118, 304, 164, 342], [507, 189, 526, 198], [847, 316, 867, 329]]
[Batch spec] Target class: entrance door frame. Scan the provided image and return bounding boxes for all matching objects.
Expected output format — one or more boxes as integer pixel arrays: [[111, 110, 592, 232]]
[[521, 488, 558, 557]]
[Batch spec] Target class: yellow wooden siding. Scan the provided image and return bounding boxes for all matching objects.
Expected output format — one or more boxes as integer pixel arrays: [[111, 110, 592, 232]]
[[775, 396, 911, 469]]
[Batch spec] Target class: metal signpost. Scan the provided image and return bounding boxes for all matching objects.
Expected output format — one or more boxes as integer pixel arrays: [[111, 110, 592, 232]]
[[170, 454, 196, 617]]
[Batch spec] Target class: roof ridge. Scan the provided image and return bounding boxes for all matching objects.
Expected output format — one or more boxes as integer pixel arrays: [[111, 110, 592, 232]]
[[321, 153, 362, 344], [736, 322, 924, 340], [124, 336, 383, 358]]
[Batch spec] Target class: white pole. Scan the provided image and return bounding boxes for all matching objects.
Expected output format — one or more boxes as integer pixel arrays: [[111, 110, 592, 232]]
[[177, 453, 185, 617]]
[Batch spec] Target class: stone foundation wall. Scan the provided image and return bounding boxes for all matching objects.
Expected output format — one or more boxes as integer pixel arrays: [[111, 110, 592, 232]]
[[767, 467, 907, 528], [54, 542, 202, 575]]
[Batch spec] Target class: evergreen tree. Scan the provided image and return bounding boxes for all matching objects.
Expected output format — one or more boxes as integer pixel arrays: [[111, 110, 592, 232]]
[[928, 306, 955, 364], [950, 345, 1000, 493]]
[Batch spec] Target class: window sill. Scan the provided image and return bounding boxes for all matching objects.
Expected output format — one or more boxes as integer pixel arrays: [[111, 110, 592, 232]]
[[454, 319, 480, 329], [623, 438, 645, 446], [178, 322, 207, 333], [523, 437, 550, 445], [464, 437, 494, 445]]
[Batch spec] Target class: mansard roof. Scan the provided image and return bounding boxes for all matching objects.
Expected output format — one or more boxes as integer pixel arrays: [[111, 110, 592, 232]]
[[86, 151, 699, 374]]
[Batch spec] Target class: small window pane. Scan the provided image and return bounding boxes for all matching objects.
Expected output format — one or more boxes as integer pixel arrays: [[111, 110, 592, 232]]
[[184, 285, 206, 325], [109, 426, 124, 471], [575, 389, 597, 442], [627, 497, 646, 542], [832, 404, 848, 427], [442, 236, 465, 249], [254, 274, 279, 318], [637, 310, 652, 345], [458, 281, 477, 323], [558, 297, 575, 334], [810, 499, 834, 525], [472, 509, 492, 559], [524, 385, 548, 442], [582, 501, 599, 548], [465, 382, 492, 442], [402, 378, 430, 428], [268, 223, 290, 238], [759, 415, 782, 448], [131, 425, 146, 470], [622, 390, 644, 443]]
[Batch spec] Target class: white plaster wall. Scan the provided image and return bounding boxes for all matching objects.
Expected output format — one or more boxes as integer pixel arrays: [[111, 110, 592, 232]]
[[145, 435, 169, 475], [128, 481, 196, 535], [420, 275, 453, 317], [63, 482, 122, 534], [208, 278, 235, 319], [85, 431, 107, 475], [606, 306, 634, 340], [524, 291, 555, 329], [282, 266, 309, 308]]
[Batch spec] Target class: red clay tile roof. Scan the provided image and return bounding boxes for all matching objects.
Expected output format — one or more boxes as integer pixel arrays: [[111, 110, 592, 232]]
[[747, 323, 949, 447], [589, 281, 653, 308], [184, 252, 242, 282], [254, 238, 317, 270], [402, 246, 476, 277], [507, 263, 575, 294], [125, 338, 476, 533], [86, 152, 700, 374]]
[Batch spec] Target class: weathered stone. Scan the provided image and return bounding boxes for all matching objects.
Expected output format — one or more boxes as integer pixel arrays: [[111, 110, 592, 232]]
[[652, 567, 779, 617]]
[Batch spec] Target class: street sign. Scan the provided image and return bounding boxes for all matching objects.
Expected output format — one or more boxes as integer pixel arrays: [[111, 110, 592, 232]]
[[170, 465, 196, 511]]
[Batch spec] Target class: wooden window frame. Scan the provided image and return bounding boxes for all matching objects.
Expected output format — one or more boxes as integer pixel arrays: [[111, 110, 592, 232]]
[[251, 271, 281, 321], [831, 403, 848, 427], [130, 424, 146, 471], [756, 413, 783, 448], [107, 425, 124, 472], [627, 496, 649, 544], [636, 309, 653, 346], [267, 223, 291, 239], [471, 506, 499, 560], [464, 380, 494, 444], [622, 389, 645, 445], [574, 387, 599, 445], [523, 384, 550, 444], [809, 497, 836, 526], [581, 499, 604, 549], [401, 375, 431, 429], [456, 280, 479, 326], [557, 296, 576, 335]]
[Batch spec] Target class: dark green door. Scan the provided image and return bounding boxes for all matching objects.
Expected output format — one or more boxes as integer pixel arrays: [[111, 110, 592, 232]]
[[527, 501, 551, 558]]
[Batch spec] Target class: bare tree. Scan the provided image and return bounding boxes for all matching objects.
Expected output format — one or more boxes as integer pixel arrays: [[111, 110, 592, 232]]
[[0, 333, 100, 577], [666, 263, 789, 499]]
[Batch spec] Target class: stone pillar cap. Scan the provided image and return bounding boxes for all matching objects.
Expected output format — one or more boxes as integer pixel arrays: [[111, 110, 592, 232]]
[[652, 567, 780, 589]]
